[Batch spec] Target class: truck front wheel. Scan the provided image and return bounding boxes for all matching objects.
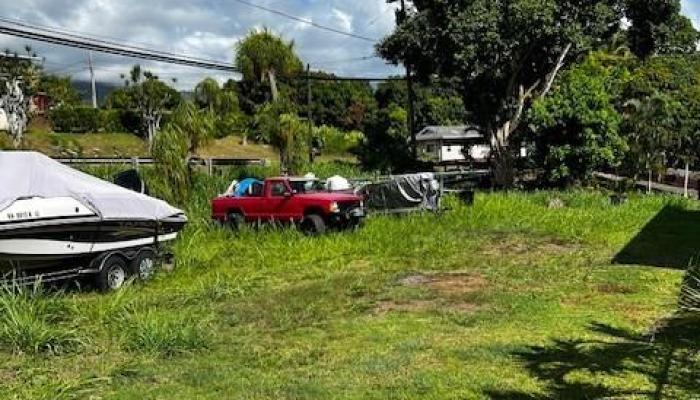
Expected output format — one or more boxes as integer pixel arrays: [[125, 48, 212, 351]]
[[301, 214, 326, 236], [227, 212, 245, 230]]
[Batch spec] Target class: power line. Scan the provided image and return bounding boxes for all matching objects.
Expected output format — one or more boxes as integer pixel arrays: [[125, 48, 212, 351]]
[[231, 0, 377, 42], [0, 16, 231, 66], [0, 18, 238, 72], [301, 75, 405, 82], [0, 17, 401, 82], [310, 55, 378, 66]]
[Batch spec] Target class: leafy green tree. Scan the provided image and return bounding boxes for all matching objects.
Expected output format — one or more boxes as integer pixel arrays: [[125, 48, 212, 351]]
[[39, 75, 81, 108], [671, 90, 700, 196], [375, 78, 467, 129], [108, 65, 181, 148], [253, 100, 308, 173], [623, 93, 677, 192], [193, 77, 222, 113], [378, 0, 680, 185], [294, 72, 377, 132], [167, 101, 215, 156], [358, 104, 412, 172], [625, 0, 696, 58], [528, 54, 630, 186], [235, 29, 303, 102], [193, 77, 245, 140]]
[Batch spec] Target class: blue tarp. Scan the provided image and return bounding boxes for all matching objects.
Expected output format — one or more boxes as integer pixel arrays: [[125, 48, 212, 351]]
[[234, 179, 263, 197]]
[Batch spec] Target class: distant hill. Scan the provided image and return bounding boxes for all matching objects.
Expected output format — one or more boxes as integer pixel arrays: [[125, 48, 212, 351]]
[[72, 81, 194, 106], [72, 80, 121, 105]]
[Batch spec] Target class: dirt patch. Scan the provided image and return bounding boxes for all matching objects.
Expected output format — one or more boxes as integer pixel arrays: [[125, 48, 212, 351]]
[[596, 282, 636, 295], [480, 236, 577, 258], [398, 273, 487, 296], [375, 273, 487, 315]]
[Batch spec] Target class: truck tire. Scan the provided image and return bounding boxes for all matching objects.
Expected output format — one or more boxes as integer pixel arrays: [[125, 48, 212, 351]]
[[301, 214, 326, 235], [96, 255, 129, 292], [227, 212, 245, 230], [132, 249, 157, 281]]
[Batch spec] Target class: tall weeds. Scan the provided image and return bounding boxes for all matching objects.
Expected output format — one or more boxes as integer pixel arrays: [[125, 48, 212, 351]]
[[0, 285, 84, 355]]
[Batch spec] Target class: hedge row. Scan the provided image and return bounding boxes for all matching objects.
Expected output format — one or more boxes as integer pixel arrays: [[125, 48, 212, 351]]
[[49, 107, 142, 134]]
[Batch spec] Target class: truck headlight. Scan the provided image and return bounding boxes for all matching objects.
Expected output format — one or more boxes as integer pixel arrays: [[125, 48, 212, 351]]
[[329, 202, 340, 213]]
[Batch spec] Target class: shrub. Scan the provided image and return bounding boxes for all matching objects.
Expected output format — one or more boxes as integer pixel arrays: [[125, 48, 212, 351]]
[[313, 125, 364, 154], [0, 286, 84, 355], [49, 107, 141, 134], [151, 125, 190, 205]]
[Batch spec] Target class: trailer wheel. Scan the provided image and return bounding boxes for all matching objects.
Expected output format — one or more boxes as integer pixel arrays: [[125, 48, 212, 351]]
[[97, 255, 129, 292], [132, 249, 157, 281], [227, 212, 245, 230], [301, 214, 326, 236]]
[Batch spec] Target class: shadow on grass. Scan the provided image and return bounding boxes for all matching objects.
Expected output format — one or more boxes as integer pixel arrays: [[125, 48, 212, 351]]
[[487, 319, 700, 399], [614, 206, 700, 270]]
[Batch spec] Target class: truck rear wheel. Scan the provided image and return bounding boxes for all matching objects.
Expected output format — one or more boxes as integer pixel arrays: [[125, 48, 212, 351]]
[[301, 214, 326, 235], [96, 255, 129, 292]]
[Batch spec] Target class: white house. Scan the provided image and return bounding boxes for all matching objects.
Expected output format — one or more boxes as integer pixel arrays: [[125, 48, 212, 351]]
[[0, 109, 8, 132], [416, 125, 490, 164]]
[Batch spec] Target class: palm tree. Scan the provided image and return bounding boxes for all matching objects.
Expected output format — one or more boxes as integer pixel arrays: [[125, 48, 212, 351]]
[[235, 28, 303, 102], [194, 77, 221, 113]]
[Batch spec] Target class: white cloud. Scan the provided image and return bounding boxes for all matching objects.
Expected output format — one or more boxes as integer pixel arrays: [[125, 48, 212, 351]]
[[332, 9, 353, 33], [0, 0, 401, 89], [682, 0, 700, 29]]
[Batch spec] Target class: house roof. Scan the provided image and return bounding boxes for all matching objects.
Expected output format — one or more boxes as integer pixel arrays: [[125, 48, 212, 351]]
[[416, 126, 484, 142]]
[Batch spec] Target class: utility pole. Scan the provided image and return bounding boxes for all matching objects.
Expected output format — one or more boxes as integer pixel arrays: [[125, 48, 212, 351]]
[[307, 63, 314, 164], [88, 51, 97, 109], [400, 0, 417, 160]]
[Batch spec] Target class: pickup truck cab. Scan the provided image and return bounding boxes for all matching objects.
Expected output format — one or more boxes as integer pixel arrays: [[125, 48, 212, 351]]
[[211, 177, 365, 234]]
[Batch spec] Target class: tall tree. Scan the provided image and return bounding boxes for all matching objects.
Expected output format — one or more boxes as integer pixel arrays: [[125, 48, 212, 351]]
[[39, 75, 82, 108], [378, 0, 679, 185], [625, 0, 695, 58], [0, 46, 40, 146], [623, 94, 676, 192], [235, 29, 302, 102], [194, 77, 222, 113], [528, 53, 630, 186], [119, 65, 181, 149]]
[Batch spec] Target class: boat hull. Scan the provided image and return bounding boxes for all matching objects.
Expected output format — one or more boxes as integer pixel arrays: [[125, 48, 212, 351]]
[[0, 218, 186, 274]]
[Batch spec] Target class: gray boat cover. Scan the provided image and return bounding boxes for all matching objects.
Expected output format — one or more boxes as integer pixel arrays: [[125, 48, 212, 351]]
[[361, 173, 440, 212], [0, 152, 184, 221]]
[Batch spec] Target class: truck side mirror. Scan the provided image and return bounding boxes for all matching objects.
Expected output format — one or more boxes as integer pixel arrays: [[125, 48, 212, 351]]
[[284, 191, 293, 198]]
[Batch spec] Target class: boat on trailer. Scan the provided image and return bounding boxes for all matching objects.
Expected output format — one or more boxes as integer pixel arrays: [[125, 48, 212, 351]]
[[0, 151, 187, 290]]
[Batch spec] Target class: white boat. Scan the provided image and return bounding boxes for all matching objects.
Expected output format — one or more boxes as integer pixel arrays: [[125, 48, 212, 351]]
[[0, 152, 187, 290]]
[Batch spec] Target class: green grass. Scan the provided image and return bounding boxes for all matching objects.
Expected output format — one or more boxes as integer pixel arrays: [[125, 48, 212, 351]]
[[0, 180, 698, 398]]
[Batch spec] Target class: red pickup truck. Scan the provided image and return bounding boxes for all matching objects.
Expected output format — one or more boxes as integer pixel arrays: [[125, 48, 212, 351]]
[[211, 177, 365, 234]]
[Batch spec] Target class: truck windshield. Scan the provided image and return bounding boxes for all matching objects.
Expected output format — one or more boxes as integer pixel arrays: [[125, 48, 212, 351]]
[[290, 180, 323, 193]]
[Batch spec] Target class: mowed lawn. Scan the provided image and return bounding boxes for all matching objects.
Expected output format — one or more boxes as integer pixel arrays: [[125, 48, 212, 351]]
[[1, 190, 699, 399]]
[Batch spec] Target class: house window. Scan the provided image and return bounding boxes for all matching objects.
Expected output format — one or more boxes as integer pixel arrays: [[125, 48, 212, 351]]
[[425, 144, 434, 153]]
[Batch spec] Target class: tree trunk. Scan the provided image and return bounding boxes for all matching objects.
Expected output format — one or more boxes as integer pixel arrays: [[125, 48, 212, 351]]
[[684, 162, 690, 198], [490, 124, 516, 188], [648, 169, 653, 194], [268, 70, 279, 102]]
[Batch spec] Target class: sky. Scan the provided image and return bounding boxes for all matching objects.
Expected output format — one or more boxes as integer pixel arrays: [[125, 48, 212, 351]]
[[0, 1, 698, 90], [0, 0, 401, 89]]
